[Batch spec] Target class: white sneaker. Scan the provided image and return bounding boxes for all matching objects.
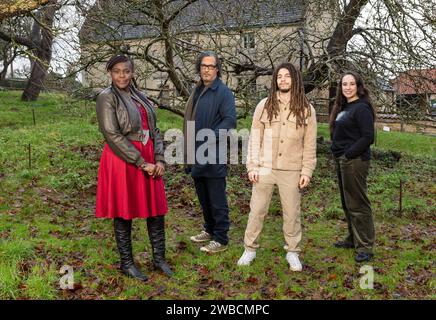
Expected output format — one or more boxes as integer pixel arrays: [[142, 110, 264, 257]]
[[286, 252, 302, 271], [237, 250, 256, 266]]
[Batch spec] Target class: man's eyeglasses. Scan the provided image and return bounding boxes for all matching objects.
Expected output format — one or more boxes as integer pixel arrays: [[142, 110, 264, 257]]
[[200, 64, 217, 71]]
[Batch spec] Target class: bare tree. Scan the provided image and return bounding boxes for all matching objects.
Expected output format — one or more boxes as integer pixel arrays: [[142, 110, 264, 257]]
[[79, 0, 315, 115], [77, 0, 436, 121], [0, 42, 18, 80], [0, 0, 63, 100], [21, 1, 61, 100], [0, 15, 33, 80]]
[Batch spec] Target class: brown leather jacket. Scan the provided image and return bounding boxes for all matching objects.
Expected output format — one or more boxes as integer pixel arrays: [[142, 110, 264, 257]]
[[96, 84, 165, 167]]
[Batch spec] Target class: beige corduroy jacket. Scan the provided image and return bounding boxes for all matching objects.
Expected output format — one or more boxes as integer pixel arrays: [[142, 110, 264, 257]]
[[246, 96, 317, 178]]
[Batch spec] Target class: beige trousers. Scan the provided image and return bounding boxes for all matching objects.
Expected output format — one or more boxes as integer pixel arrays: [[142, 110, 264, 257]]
[[243, 168, 302, 252]]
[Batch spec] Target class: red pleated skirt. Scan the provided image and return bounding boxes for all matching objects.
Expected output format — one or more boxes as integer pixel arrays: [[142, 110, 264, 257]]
[[95, 102, 168, 219]]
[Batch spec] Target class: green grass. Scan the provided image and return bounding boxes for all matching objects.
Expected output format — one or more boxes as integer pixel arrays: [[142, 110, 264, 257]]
[[374, 130, 436, 157], [24, 263, 58, 299], [316, 123, 436, 158], [0, 262, 20, 299], [0, 90, 435, 299]]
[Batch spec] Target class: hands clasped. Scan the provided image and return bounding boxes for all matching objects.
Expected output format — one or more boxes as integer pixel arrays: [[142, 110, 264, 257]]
[[141, 162, 165, 178]]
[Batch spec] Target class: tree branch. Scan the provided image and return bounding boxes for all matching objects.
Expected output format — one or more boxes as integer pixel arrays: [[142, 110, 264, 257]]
[[0, 0, 49, 21], [0, 30, 35, 48]]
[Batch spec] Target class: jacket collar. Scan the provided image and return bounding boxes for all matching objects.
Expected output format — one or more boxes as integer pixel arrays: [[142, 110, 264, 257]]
[[112, 84, 148, 108], [111, 83, 131, 98], [201, 77, 221, 91]]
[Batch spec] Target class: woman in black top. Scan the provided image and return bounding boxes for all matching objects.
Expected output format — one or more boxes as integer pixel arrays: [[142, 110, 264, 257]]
[[329, 71, 376, 262]]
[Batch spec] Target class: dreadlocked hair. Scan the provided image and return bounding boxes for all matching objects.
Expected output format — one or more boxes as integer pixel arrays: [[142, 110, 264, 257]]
[[263, 62, 311, 127]]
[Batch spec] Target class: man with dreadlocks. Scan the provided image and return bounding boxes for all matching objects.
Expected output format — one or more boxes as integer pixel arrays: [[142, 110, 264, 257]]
[[237, 63, 317, 271]]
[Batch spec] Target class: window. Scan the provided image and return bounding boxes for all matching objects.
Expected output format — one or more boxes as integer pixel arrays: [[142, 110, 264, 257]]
[[243, 33, 255, 49]]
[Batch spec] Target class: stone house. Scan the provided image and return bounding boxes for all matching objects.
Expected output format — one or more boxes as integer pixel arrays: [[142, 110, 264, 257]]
[[80, 0, 336, 114]]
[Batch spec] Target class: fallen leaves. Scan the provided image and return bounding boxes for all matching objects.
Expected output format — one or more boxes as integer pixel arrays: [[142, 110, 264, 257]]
[[0, 136, 434, 300], [176, 241, 187, 251], [246, 276, 259, 285], [327, 274, 337, 281], [197, 265, 210, 277]]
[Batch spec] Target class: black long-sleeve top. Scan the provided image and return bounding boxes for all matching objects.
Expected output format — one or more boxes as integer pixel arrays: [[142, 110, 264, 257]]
[[331, 99, 375, 160]]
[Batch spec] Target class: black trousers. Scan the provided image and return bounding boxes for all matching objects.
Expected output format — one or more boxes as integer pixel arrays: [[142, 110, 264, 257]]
[[335, 156, 375, 254], [193, 177, 230, 245]]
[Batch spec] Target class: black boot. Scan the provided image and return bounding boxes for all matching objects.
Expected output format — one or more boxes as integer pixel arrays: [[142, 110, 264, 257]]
[[114, 218, 148, 282], [334, 234, 354, 249], [334, 240, 354, 249], [147, 216, 174, 277], [355, 252, 374, 263]]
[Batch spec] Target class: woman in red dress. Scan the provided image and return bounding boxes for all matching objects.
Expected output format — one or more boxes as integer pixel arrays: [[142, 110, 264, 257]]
[[95, 54, 172, 281]]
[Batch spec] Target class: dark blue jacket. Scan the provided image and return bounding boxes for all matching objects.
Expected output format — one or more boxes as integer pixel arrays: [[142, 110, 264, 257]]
[[191, 77, 236, 177]]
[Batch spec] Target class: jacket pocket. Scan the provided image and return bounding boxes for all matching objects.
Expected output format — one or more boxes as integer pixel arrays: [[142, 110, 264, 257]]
[[286, 117, 303, 140], [260, 116, 281, 138]]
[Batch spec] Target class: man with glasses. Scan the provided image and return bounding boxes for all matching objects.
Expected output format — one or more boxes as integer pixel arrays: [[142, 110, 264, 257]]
[[183, 51, 236, 253]]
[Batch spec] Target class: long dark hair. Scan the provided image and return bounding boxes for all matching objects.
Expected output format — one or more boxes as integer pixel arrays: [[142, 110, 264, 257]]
[[329, 71, 376, 133], [263, 62, 311, 127]]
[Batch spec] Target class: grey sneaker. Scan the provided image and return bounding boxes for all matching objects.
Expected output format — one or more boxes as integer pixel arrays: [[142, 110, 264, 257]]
[[190, 231, 212, 243], [200, 241, 228, 253]]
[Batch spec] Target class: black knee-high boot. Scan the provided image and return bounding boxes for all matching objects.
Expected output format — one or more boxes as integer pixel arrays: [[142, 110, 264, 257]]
[[147, 216, 173, 277], [114, 218, 148, 282]]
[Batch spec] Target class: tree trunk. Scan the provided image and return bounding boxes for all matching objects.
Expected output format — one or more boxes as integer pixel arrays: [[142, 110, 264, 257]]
[[0, 62, 8, 81], [0, 44, 18, 81], [303, 0, 369, 94], [22, 59, 48, 100], [0, 51, 10, 80], [0, 69, 7, 81], [328, 81, 337, 115], [21, 2, 57, 101]]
